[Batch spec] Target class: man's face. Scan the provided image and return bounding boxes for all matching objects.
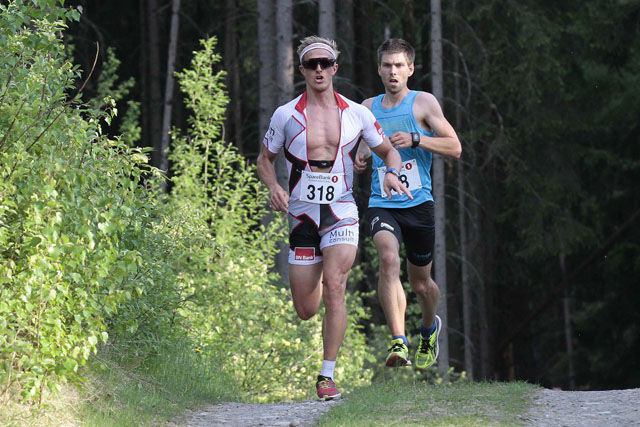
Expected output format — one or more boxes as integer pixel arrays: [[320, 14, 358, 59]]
[[299, 49, 337, 91], [378, 52, 414, 93]]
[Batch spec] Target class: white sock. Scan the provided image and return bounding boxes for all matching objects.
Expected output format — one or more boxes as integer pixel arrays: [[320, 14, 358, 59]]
[[320, 360, 336, 379]]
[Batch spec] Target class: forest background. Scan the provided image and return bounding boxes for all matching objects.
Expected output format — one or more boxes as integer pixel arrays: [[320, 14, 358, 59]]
[[1, 0, 639, 409]]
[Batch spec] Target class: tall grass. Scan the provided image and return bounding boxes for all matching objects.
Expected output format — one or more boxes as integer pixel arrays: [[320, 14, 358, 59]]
[[78, 342, 242, 426], [0, 342, 243, 426]]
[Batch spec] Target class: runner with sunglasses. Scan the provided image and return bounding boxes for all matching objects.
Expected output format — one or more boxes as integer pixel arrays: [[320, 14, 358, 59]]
[[257, 35, 411, 400]]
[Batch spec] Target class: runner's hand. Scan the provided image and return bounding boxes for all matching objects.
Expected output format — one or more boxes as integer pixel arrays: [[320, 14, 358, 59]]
[[389, 132, 411, 149], [354, 153, 368, 174], [383, 173, 413, 200], [269, 186, 290, 213]]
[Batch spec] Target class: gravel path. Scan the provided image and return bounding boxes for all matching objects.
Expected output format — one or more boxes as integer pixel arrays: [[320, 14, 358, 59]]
[[168, 399, 342, 427], [522, 388, 640, 426], [169, 388, 640, 426]]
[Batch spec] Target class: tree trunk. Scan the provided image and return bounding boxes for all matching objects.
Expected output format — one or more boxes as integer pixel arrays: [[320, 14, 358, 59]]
[[453, 0, 473, 380], [147, 0, 163, 170], [475, 196, 492, 379], [273, 0, 294, 283], [275, 0, 294, 103], [159, 0, 180, 191], [335, 0, 355, 99], [402, 0, 416, 48], [225, 0, 243, 153], [430, 0, 451, 378], [354, 0, 375, 98], [318, 0, 335, 40], [560, 253, 576, 389], [139, 1, 149, 156], [257, 0, 275, 141]]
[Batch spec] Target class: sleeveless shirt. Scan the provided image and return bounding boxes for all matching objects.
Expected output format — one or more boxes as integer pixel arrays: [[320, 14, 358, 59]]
[[369, 90, 435, 208]]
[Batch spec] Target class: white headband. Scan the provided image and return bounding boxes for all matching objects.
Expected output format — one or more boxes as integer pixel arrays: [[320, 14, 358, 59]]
[[299, 43, 337, 62]]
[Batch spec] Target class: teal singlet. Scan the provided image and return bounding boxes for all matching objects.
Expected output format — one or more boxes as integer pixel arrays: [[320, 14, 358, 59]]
[[369, 90, 435, 208]]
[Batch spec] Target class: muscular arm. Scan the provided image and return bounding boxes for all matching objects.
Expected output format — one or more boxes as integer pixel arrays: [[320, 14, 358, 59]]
[[388, 92, 462, 158], [256, 145, 289, 213]]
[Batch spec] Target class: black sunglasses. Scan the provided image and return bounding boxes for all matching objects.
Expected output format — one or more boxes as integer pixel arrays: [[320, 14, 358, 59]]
[[302, 57, 336, 70]]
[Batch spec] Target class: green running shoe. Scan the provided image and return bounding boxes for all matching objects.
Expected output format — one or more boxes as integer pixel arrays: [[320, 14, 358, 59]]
[[415, 315, 441, 370], [385, 338, 411, 367]]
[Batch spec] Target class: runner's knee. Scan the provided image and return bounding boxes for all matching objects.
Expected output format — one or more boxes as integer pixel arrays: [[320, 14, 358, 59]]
[[294, 301, 319, 320], [322, 276, 347, 309], [379, 249, 401, 274], [411, 276, 438, 299]]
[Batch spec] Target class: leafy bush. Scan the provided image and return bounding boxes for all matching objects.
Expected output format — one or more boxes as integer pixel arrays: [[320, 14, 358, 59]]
[[0, 0, 151, 403]]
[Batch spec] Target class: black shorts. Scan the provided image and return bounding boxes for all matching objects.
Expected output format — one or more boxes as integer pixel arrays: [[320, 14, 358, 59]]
[[367, 201, 435, 266]]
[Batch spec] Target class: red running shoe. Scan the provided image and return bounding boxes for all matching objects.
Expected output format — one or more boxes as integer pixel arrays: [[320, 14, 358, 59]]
[[316, 375, 341, 400]]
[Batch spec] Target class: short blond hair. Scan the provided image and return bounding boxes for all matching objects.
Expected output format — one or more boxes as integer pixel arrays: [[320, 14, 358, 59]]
[[297, 36, 340, 62]]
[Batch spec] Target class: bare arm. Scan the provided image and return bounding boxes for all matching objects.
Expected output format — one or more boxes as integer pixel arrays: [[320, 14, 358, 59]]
[[353, 97, 375, 173], [256, 145, 289, 213], [387, 92, 462, 158], [354, 140, 371, 173]]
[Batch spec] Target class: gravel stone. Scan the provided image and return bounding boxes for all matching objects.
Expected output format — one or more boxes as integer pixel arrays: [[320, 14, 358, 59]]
[[169, 388, 640, 426], [522, 388, 640, 426], [168, 399, 341, 427]]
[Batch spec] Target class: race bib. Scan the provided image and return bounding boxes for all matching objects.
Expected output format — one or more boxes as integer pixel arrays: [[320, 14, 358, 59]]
[[377, 159, 422, 197], [300, 170, 344, 204]]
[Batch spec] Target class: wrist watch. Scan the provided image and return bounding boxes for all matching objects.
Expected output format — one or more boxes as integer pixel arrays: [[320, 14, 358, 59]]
[[411, 132, 420, 148], [385, 168, 400, 177]]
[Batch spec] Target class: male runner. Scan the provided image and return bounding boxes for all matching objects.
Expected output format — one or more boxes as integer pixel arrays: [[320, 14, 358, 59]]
[[355, 38, 461, 369], [257, 35, 411, 399]]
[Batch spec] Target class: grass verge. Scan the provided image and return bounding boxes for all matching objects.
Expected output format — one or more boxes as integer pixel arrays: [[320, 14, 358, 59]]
[[0, 342, 243, 426], [317, 374, 538, 426]]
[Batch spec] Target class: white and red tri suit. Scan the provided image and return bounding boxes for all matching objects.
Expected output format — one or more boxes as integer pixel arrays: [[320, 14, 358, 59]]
[[263, 91, 385, 264]]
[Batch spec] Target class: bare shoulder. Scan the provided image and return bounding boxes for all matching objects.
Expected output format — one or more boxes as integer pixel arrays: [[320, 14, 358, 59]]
[[361, 97, 375, 110], [414, 91, 445, 122], [414, 91, 441, 111]]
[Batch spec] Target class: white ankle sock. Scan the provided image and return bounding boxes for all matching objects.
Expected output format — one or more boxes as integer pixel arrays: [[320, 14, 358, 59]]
[[320, 360, 336, 379]]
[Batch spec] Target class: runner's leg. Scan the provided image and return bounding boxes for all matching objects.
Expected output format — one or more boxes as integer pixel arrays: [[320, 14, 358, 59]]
[[407, 261, 439, 328], [374, 231, 406, 337], [290, 262, 324, 320], [319, 243, 357, 361]]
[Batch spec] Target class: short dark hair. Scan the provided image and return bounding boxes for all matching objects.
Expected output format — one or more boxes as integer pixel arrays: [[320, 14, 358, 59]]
[[377, 38, 415, 64]]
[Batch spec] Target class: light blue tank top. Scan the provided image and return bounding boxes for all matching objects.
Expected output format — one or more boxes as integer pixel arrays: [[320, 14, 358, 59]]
[[369, 90, 435, 208]]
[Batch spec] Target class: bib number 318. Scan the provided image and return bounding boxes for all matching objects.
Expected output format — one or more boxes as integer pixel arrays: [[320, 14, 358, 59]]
[[300, 171, 344, 204]]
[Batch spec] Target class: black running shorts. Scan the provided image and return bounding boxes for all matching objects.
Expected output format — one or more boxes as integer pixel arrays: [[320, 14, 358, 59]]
[[367, 201, 435, 266]]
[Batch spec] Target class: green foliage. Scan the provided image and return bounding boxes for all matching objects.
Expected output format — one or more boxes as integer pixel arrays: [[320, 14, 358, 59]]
[[0, 0, 153, 403], [77, 341, 241, 426], [87, 46, 141, 147], [165, 37, 374, 401]]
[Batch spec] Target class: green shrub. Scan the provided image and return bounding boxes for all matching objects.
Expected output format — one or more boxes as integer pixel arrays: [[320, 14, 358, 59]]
[[0, 0, 150, 403]]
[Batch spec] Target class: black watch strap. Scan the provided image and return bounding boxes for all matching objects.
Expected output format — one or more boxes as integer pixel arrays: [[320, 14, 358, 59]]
[[411, 132, 420, 148]]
